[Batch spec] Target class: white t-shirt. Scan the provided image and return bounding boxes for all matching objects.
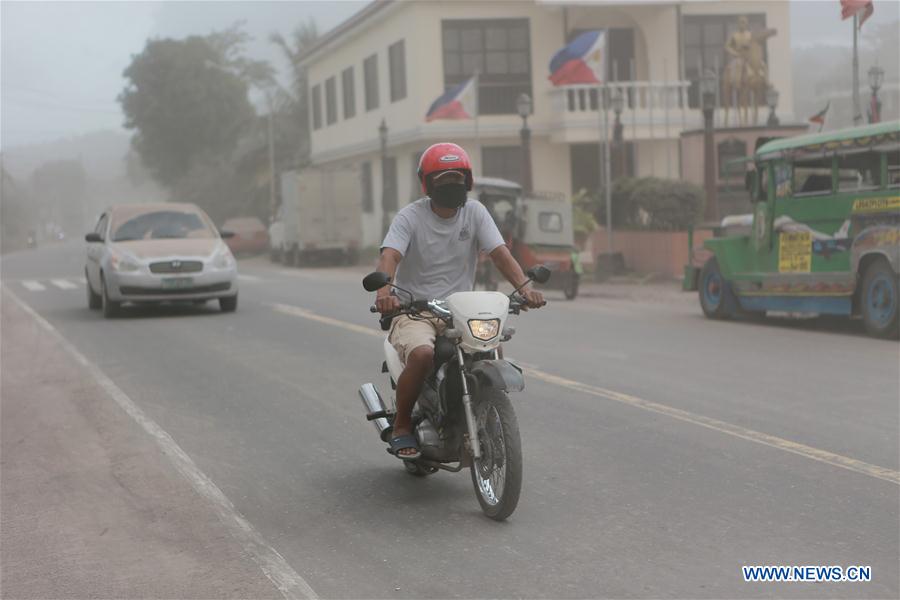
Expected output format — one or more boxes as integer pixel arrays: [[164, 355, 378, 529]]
[[381, 197, 505, 301]]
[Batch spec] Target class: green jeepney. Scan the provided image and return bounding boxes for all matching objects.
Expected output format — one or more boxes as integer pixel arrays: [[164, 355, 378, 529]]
[[698, 121, 900, 339]]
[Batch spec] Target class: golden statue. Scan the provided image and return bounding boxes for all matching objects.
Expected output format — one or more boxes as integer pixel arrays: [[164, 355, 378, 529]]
[[722, 16, 777, 126]]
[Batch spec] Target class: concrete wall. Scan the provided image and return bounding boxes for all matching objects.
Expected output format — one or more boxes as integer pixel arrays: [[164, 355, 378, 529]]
[[588, 226, 715, 278]]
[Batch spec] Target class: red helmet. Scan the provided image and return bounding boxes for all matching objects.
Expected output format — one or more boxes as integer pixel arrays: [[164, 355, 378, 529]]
[[417, 142, 473, 196]]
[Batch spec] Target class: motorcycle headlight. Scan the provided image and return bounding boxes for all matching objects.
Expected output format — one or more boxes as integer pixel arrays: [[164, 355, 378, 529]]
[[468, 319, 500, 341]]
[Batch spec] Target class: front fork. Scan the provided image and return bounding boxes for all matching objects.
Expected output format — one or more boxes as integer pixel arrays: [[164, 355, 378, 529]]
[[457, 346, 481, 460]]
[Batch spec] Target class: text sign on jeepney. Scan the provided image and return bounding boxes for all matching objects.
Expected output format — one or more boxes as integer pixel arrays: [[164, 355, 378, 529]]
[[851, 196, 900, 213], [779, 231, 812, 273]]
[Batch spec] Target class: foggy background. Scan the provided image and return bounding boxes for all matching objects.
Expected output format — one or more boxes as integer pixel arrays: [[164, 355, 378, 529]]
[[2, 0, 898, 252]]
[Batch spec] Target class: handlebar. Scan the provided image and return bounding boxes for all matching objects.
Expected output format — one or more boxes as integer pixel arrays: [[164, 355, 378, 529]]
[[372, 297, 546, 316]]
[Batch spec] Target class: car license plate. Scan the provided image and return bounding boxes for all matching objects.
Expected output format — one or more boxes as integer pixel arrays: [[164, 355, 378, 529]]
[[161, 277, 193, 289]]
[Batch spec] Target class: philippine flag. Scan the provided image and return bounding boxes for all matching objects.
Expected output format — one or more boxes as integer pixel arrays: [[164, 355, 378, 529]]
[[548, 30, 606, 86], [425, 76, 477, 122]]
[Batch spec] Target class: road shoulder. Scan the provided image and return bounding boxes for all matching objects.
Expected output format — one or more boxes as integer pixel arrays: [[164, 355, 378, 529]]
[[0, 291, 280, 599]]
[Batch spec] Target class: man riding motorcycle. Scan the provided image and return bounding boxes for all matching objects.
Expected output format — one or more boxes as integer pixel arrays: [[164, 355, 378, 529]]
[[373, 142, 544, 460]]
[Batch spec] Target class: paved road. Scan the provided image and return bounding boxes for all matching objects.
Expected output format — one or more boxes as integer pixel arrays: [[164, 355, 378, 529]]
[[2, 242, 898, 598]]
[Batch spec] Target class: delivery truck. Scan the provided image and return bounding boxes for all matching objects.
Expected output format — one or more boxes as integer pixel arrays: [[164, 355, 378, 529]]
[[270, 166, 362, 266]]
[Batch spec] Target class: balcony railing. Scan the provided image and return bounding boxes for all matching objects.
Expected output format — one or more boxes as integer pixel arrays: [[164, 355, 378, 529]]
[[548, 81, 699, 140]]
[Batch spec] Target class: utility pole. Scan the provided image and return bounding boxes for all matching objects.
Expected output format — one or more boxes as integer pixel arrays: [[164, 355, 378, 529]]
[[267, 108, 276, 222], [852, 13, 862, 126]]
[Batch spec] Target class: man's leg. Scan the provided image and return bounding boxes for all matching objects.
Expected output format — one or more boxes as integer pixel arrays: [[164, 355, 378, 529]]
[[392, 345, 433, 458]]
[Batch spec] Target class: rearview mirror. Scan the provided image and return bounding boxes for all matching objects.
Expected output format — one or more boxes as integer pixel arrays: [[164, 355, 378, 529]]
[[362, 271, 391, 292], [85, 232, 102, 243], [527, 265, 552, 284], [219, 230, 235, 239]]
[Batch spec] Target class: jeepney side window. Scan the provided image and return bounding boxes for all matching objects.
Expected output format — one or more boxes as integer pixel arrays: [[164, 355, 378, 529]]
[[837, 150, 881, 192], [792, 156, 833, 197], [886, 147, 900, 189]]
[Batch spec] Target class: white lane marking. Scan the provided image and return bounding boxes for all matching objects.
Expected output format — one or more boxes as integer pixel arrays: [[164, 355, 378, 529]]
[[21, 280, 46, 292], [270, 302, 900, 486], [50, 279, 78, 290], [3, 287, 318, 600], [238, 274, 261, 282]]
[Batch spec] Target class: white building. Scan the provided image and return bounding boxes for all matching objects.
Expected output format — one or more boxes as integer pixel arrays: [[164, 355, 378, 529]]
[[299, 0, 795, 248]]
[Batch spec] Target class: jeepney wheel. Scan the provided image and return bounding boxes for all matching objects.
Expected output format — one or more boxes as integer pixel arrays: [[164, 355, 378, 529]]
[[563, 272, 579, 300], [861, 259, 899, 339], [699, 257, 732, 319]]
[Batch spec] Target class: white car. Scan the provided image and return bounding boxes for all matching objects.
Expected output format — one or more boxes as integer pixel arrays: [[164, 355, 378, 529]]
[[85, 203, 238, 317]]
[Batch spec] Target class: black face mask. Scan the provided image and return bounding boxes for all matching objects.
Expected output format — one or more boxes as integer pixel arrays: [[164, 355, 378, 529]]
[[431, 182, 468, 209]]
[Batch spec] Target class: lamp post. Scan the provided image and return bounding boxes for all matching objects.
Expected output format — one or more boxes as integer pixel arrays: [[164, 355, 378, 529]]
[[611, 87, 624, 182], [700, 69, 718, 222], [379, 119, 390, 237], [516, 93, 533, 195], [868, 65, 884, 123], [765, 87, 780, 127]]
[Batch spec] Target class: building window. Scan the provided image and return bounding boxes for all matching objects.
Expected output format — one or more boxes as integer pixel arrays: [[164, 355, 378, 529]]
[[389, 40, 407, 102], [342, 67, 355, 119], [442, 19, 531, 115], [683, 14, 767, 108], [482, 146, 522, 185], [311, 84, 322, 130], [569, 143, 634, 197], [361, 161, 373, 213], [717, 138, 747, 179], [364, 54, 379, 111], [325, 76, 337, 125], [382, 156, 398, 215], [410, 150, 424, 201]]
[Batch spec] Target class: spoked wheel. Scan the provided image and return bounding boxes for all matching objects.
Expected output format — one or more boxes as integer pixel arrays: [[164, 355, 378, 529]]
[[469, 389, 522, 521], [861, 259, 899, 339]]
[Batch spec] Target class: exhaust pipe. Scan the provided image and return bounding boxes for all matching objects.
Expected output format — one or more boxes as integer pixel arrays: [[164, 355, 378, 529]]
[[359, 383, 392, 442]]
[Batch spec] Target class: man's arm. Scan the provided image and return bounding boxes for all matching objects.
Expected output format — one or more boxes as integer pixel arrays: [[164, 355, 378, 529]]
[[488, 245, 544, 308], [374, 248, 403, 314]]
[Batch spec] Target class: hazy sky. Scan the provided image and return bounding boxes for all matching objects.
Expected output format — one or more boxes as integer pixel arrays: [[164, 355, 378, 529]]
[[1, 0, 898, 150]]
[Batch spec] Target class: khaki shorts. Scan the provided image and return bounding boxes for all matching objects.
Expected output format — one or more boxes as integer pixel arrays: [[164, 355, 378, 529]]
[[388, 313, 447, 363]]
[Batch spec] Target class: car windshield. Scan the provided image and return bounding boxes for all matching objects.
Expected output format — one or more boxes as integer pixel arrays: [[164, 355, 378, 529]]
[[112, 211, 215, 242]]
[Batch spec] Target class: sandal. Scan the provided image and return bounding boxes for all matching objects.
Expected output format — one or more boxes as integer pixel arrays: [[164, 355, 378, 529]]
[[389, 434, 421, 461]]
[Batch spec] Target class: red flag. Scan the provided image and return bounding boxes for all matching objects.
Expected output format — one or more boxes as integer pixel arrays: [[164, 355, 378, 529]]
[[869, 93, 880, 123], [841, 0, 874, 28], [809, 102, 830, 125]]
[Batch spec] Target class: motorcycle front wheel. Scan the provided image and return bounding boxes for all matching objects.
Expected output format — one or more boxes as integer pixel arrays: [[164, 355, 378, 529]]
[[470, 388, 522, 521]]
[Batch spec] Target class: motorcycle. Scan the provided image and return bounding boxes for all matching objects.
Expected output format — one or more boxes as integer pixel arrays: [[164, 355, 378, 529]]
[[359, 265, 550, 520]]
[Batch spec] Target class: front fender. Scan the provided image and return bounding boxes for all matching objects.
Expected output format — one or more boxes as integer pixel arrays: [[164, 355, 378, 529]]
[[470, 359, 525, 393]]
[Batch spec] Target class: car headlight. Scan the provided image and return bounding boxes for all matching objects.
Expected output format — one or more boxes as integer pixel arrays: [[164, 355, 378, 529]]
[[468, 319, 500, 341], [212, 249, 235, 269], [110, 253, 140, 272]]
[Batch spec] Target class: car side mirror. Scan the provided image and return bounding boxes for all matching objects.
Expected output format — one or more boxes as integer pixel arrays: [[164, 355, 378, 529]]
[[85, 232, 102, 243], [527, 265, 552, 284], [363, 271, 392, 292], [220, 230, 235, 239]]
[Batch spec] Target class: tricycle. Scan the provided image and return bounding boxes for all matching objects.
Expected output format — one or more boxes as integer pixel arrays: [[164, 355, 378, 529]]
[[473, 177, 581, 300]]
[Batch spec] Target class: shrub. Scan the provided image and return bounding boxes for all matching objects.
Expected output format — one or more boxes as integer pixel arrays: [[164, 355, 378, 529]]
[[613, 177, 705, 231]]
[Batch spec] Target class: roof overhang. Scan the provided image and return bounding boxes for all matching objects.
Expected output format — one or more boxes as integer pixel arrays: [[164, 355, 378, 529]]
[[297, 0, 400, 68]]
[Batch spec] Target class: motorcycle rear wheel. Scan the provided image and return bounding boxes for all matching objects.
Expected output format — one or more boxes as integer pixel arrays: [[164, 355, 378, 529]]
[[470, 388, 522, 521]]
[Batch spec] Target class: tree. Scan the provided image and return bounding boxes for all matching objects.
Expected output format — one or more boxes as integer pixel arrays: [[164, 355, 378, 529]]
[[119, 27, 262, 187], [31, 159, 87, 235], [1, 163, 35, 253], [270, 18, 319, 166]]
